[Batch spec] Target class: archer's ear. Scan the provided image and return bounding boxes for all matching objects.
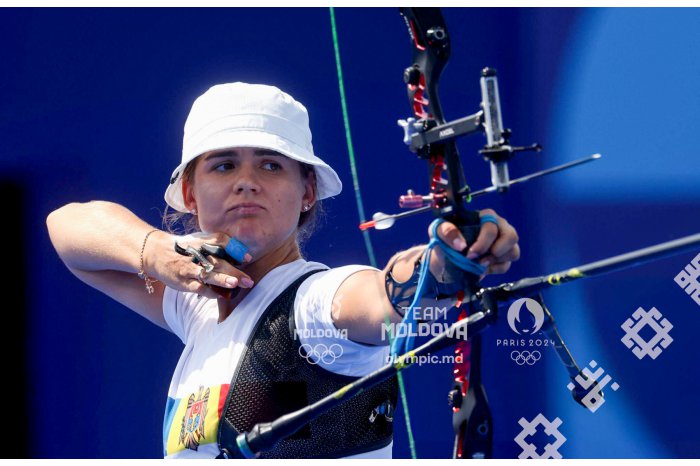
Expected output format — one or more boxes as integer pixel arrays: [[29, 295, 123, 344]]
[[182, 176, 196, 213], [302, 169, 318, 206]]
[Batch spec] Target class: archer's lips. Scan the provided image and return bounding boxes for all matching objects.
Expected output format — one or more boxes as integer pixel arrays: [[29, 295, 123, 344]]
[[229, 203, 265, 215]]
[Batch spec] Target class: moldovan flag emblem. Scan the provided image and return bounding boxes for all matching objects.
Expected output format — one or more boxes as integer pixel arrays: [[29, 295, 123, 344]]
[[163, 384, 229, 456]]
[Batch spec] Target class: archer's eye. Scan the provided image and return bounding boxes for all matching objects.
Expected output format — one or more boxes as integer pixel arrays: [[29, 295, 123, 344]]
[[214, 162, 234, 172], [262, 161, 282, 172]]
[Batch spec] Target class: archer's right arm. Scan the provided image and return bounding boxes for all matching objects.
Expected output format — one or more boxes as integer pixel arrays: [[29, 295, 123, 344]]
[[46, 201, 249, 329]]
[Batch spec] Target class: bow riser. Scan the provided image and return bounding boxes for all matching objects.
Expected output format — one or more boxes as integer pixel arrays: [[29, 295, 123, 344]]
[[400, 8, 482, 259], [400, 7, 490, 459]]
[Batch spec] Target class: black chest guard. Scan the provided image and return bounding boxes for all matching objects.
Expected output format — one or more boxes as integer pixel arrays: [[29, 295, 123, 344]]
[[217, 269, 398, 458]]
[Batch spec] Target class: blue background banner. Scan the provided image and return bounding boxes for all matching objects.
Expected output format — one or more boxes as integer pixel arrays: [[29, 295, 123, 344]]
[[2, 7, 699, 458]]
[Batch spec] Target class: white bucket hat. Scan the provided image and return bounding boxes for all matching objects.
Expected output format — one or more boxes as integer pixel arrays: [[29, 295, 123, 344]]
[[164, 82, 343, 212]]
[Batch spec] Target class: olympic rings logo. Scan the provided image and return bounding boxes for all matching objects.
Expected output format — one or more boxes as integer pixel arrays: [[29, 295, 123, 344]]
[[510, 350, 542, 366], [299, 343, 344, 365]]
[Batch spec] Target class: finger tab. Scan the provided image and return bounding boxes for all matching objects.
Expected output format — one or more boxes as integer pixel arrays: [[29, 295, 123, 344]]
[[225, 238, 250, 264]]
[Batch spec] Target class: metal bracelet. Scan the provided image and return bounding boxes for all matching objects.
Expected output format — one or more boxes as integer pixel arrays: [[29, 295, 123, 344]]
[[137, 228, 160, 294]]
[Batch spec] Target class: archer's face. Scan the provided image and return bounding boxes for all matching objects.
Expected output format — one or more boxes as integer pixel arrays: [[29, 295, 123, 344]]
[[185, 147, 314, 258]]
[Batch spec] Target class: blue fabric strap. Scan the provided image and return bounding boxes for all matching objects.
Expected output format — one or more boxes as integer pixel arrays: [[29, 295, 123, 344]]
[[391, 219, 485, 357], [429, 220, 486, 276]]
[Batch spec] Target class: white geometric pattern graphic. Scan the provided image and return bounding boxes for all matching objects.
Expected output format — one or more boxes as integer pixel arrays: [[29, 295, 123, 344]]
[[514, 413, 566, 459], [621, 307, 673, 360], [567, 360, 619, 413], [675, 252, 700, 306]]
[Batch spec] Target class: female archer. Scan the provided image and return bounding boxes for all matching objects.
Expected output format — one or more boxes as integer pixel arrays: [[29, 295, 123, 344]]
[[46, 82, 519, 458]]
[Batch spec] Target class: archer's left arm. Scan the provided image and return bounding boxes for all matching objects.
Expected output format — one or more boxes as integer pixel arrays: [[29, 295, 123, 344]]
[[333, 209, 520, 345]]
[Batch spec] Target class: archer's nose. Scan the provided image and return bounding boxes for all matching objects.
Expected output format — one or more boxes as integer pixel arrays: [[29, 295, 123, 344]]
[[232, 164, 261, 194]]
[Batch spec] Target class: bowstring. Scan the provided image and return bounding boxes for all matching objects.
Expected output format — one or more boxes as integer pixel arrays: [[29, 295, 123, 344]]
[[329, 7, 417, 459], [328, 7, 376, 267]]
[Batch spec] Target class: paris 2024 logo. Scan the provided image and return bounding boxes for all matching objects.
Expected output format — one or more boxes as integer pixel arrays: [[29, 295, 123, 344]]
[[507, 298, 545, 335], [497, 298, 553, 366]]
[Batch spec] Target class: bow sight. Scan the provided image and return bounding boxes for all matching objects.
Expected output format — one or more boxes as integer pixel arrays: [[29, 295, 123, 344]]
[[361, 11, 599, 232]]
